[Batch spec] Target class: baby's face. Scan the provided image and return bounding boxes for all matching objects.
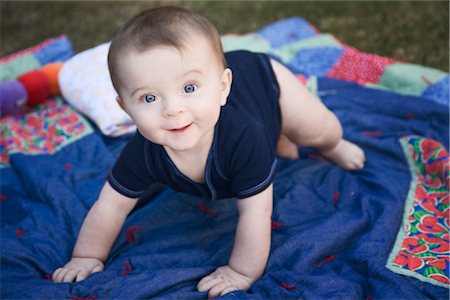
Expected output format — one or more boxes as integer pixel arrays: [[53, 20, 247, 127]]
[[117, 36, 231, 153]]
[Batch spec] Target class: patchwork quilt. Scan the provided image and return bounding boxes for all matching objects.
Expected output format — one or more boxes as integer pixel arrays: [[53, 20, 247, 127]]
[[1, 18, 449, 299]]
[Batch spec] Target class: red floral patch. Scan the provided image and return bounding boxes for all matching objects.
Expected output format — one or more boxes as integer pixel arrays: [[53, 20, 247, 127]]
[[327, 46, 395, 85], [387, 136, 449, 288]]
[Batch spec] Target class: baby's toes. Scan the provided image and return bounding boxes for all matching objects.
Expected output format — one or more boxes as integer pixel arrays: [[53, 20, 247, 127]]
[[346, 161, 360, 170], [352, 153, 365, 169], [342, 155, 364, 170]]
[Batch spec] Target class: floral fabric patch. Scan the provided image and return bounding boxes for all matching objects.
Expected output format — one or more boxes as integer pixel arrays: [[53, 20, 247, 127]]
[[386, 136, 449, 288], [1, 98, 93, 167], [326, 46, 396, 85]]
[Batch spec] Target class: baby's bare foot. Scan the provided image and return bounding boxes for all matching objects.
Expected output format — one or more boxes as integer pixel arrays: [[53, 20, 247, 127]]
[[321, 140, 365, 170]]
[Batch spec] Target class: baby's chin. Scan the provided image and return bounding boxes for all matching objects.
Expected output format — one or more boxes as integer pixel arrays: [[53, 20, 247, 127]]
[[158, 134, 197, 151]]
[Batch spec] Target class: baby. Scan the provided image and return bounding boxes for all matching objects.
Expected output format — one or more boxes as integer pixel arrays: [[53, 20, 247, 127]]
[[52, 6, 365, 298]]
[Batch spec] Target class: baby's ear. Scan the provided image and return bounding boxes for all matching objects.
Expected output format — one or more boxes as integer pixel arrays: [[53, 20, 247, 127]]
[[116, 96, 126, 112], [220, 68, 233, 106]]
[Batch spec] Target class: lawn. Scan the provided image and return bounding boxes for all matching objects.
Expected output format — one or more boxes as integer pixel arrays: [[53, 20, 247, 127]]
[[1, 0, 448, 71]]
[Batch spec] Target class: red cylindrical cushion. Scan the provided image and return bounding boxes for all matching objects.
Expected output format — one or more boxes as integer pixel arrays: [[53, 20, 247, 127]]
[[17, 70, 50, 107]]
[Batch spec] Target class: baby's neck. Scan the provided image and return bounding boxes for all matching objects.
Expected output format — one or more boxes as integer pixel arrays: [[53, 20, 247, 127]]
[[164, 129, 215, 184]]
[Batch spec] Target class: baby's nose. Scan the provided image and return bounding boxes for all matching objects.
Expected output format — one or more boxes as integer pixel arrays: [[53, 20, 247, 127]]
[[162, 97, 185, 118]]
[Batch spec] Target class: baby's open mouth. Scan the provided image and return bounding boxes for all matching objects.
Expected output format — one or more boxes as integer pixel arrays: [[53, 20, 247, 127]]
[[169, 123, 192, 133]]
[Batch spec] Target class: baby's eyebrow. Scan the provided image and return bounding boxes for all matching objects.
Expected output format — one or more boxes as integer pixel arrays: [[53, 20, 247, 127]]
[[181, 69, 203, 77], [129, 69, 203, 97], [131, 87, 147, 98]]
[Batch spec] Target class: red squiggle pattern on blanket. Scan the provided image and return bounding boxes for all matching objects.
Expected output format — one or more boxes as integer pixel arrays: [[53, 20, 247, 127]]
[[387, 136, 449, 287], [122, 261, 132, 276]]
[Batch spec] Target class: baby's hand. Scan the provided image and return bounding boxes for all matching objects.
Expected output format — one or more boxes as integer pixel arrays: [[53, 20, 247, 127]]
[[321, 139, 366, 170], [52, 257, 104, 283], [197, 265, 255, 299]]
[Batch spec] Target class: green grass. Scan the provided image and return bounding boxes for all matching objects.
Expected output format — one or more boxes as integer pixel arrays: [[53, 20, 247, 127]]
[[1, 0, 448, 71]]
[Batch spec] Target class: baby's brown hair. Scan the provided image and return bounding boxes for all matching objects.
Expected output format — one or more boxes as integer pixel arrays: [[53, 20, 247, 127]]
[[108, 6, 226, 94]]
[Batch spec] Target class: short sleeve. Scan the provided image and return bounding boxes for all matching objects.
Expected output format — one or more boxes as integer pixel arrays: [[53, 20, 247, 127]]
[[228, 124, 278, 199], [107, 131, 154, 198]]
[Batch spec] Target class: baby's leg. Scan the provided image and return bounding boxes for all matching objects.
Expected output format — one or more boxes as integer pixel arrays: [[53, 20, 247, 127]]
[[276, 134, 299, 159], [271, 59, 365, 170]]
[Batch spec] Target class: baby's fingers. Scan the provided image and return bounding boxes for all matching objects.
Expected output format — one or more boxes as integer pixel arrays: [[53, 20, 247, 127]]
[[197, 274, 218, 292], [53, 267, 74, 283], [92, 264, 104, 274], [208, 281, 239, 299], [62, 268, 79, 283], [76, 264, 104, 282], [52, 267, 65, 283], [52, 267, 77, 283], [75, 268, 92, 282], [220, 285, 240, 297], [208, 281, 231, 299]]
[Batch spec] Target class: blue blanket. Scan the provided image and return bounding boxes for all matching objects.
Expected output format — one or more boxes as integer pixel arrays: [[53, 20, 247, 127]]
[[1, 77, 448, 299]]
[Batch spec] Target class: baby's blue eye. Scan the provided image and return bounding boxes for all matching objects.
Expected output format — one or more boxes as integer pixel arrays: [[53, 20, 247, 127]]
[[184, 84, 197, 94], [144, 94, 156, 103]]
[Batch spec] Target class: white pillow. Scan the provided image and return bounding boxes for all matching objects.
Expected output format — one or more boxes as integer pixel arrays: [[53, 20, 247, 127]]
[[59, 42, 136, 136]]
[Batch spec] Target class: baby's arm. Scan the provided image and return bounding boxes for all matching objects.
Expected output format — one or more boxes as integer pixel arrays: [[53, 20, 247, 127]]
[[197, 184, 273, 298], [52, 182, 138, 283]]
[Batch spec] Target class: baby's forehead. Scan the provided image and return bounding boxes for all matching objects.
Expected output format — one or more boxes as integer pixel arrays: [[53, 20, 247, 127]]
[[130, 39, 221, 68], [120, 44, 219, 85]]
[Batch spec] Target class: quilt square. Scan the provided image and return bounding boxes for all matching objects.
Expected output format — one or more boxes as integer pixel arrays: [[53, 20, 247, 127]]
[[288, 47, 344, 76], [327, 46, 395, 85], [0, 98, 93, 167], [256, 17, 318, 48]]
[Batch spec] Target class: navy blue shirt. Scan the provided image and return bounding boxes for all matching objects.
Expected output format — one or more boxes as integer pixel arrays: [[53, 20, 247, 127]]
[[108, 51, 281, 200]]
